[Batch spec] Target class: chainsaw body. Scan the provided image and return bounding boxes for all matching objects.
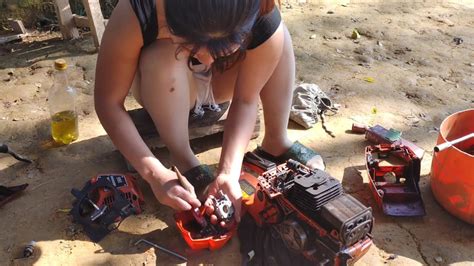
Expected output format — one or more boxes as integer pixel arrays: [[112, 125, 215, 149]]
[[71, 174, 144, 242], [240, 153, 374, 265], [366, 144, 425, 216]]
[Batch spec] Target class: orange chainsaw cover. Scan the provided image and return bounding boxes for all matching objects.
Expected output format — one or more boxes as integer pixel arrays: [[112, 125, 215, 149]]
[[431, 108, 474, 224]]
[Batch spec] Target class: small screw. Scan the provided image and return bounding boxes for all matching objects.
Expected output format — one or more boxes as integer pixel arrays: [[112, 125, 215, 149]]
[[23, 241, 36, 258]]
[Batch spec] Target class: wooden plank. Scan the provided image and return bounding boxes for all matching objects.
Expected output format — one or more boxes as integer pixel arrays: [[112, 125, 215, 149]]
[[8, 19, 27, 34], [128, 102, 260, 149], [54, 0, 80, 39], [73, 15, 109, 28], [140, 117, 260, 149], [82, 0, 105, 48], [72, 14, 90, 28]]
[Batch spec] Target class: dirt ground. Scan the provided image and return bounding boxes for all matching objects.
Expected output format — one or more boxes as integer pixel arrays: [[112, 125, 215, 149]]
[[1, 2, 473, 265]]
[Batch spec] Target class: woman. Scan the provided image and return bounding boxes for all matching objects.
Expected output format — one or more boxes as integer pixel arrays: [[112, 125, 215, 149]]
[[94, 0, 324, 223]]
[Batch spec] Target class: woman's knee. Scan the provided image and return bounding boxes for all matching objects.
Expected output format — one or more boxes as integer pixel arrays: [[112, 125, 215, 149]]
[[138, 40, 187, 76], [135, 39, 196, 108], [211, 62, 240, 103]]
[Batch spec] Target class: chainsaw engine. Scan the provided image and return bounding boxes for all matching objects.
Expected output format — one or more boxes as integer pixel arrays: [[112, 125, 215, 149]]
[[240, 153, 373, 265], [70, 174, 144, 242]]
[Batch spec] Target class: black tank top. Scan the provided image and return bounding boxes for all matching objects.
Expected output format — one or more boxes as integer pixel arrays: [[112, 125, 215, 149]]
[[130, 0, 281, 49]]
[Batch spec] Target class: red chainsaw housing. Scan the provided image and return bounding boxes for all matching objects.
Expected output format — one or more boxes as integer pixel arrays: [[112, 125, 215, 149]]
[[174, 154, 374, 265], [90, 174, 145, 214], [174, 210, 236, 250], [365, 144, 425, 216], [240, 161, 373, 265]]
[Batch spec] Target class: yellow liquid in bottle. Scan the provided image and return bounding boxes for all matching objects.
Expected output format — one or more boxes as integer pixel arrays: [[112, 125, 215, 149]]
[[51, 110, 79, 144]]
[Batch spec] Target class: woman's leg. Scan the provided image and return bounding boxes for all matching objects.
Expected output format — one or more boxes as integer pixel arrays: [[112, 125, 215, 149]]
[[213, 24, 324, 169], [212, 24, 294, 152], [258, 24, 295, 155], [259, 25, 324, 170], [136, 39, 200, 172]]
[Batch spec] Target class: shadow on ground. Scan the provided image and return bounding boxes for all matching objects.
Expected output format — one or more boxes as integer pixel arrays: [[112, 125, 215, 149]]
[[342, 166, 474, 265], [0, 121, 239, 265]]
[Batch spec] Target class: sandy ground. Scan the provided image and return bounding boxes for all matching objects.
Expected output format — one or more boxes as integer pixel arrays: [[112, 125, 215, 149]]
[[1, 2, 474, 265]]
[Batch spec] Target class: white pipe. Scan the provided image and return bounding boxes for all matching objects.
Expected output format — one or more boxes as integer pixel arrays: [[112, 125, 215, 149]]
[[434, 133, 474, 152]]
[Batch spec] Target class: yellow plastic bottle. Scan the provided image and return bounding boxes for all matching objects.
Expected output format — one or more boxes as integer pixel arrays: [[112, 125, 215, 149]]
[[48, 59, 79, 145]]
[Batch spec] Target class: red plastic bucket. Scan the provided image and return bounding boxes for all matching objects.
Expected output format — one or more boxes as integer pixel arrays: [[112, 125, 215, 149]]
[[431, 109, 474, 224]]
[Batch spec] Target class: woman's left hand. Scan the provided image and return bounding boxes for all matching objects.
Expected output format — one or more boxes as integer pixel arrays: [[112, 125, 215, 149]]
[[204, 173, 242, 227]]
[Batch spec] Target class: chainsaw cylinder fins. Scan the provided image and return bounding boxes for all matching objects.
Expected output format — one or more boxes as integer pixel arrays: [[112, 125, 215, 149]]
[[240, 152, 374, 264]]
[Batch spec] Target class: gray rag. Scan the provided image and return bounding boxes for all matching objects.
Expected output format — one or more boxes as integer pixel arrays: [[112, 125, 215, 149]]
[[289, 83, 336, 129]]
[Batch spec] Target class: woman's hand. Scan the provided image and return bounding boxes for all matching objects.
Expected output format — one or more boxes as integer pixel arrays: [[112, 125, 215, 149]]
[[146, 168, 201, 211], [204, 173, 242, 227]]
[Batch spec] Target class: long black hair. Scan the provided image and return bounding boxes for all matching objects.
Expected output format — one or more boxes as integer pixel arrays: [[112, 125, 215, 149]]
[[164, 0, 263, 72]]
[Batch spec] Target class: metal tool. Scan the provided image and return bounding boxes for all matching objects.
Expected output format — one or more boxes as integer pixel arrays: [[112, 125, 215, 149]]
[[172, 166, 207, 226], [434, 133, 474, 152], [172, 165, 196, 198], [0, 143, 32, 163], [134, 239, 187, 261]]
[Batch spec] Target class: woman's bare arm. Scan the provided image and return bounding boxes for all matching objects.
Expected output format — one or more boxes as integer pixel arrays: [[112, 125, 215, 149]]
[[95, 0, 200, 211], [94, 0, 166, 181], [208, 23, 285, 221], [218, 23, 285, 178]]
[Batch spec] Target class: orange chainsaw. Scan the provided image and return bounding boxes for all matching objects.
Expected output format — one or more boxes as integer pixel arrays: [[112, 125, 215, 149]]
[[238, 152, 374, 265]]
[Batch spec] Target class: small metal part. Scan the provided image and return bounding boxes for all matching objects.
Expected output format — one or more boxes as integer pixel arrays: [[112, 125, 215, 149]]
[[23, 241, 36, 258], [134, 239, 187, 261], [89, 199, 107, 222], [453, 37, 463, 45], [247, 250, 255, 261], [212, 190, 234, 221], [192, 207, 208, 228]]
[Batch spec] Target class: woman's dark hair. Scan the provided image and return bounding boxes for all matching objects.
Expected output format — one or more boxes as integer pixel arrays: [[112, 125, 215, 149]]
[[165, 0, 276, 72]]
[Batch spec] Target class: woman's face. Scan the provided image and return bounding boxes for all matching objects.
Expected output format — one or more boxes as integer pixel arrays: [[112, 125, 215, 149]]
[[170, 35, 240, 66]]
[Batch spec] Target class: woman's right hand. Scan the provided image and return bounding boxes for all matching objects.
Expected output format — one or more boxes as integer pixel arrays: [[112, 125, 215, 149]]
[[146, 168, 201, 211]]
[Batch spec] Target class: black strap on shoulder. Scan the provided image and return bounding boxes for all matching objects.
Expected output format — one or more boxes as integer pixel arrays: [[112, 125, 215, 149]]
[[130, 0, 159, 47], [248, 7, 282, 49]]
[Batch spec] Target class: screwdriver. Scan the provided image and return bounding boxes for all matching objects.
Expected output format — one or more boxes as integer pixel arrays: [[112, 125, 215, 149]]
[[171, 166, 208, 228]]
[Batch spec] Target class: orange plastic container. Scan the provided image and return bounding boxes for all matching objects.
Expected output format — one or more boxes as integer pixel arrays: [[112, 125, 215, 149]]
[[431, 108, 474, 224], [174, 211, 236, 250]]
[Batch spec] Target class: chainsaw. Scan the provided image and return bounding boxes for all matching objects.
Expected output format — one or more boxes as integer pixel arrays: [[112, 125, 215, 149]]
[[366, 144, 425, 216], [70, 174, 144, 242], [174, 151, 374, 264], [239, 152, 374, 265]]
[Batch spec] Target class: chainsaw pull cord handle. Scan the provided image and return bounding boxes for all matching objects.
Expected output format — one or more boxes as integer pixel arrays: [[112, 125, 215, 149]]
[[0, 143, 32, 163]]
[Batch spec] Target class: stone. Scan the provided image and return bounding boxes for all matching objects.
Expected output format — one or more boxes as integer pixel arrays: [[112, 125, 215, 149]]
[[387, 254, 398, 260]]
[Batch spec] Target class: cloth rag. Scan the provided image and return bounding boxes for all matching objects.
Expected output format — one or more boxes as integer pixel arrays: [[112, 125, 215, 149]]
[[289, 83, 337, 129]]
